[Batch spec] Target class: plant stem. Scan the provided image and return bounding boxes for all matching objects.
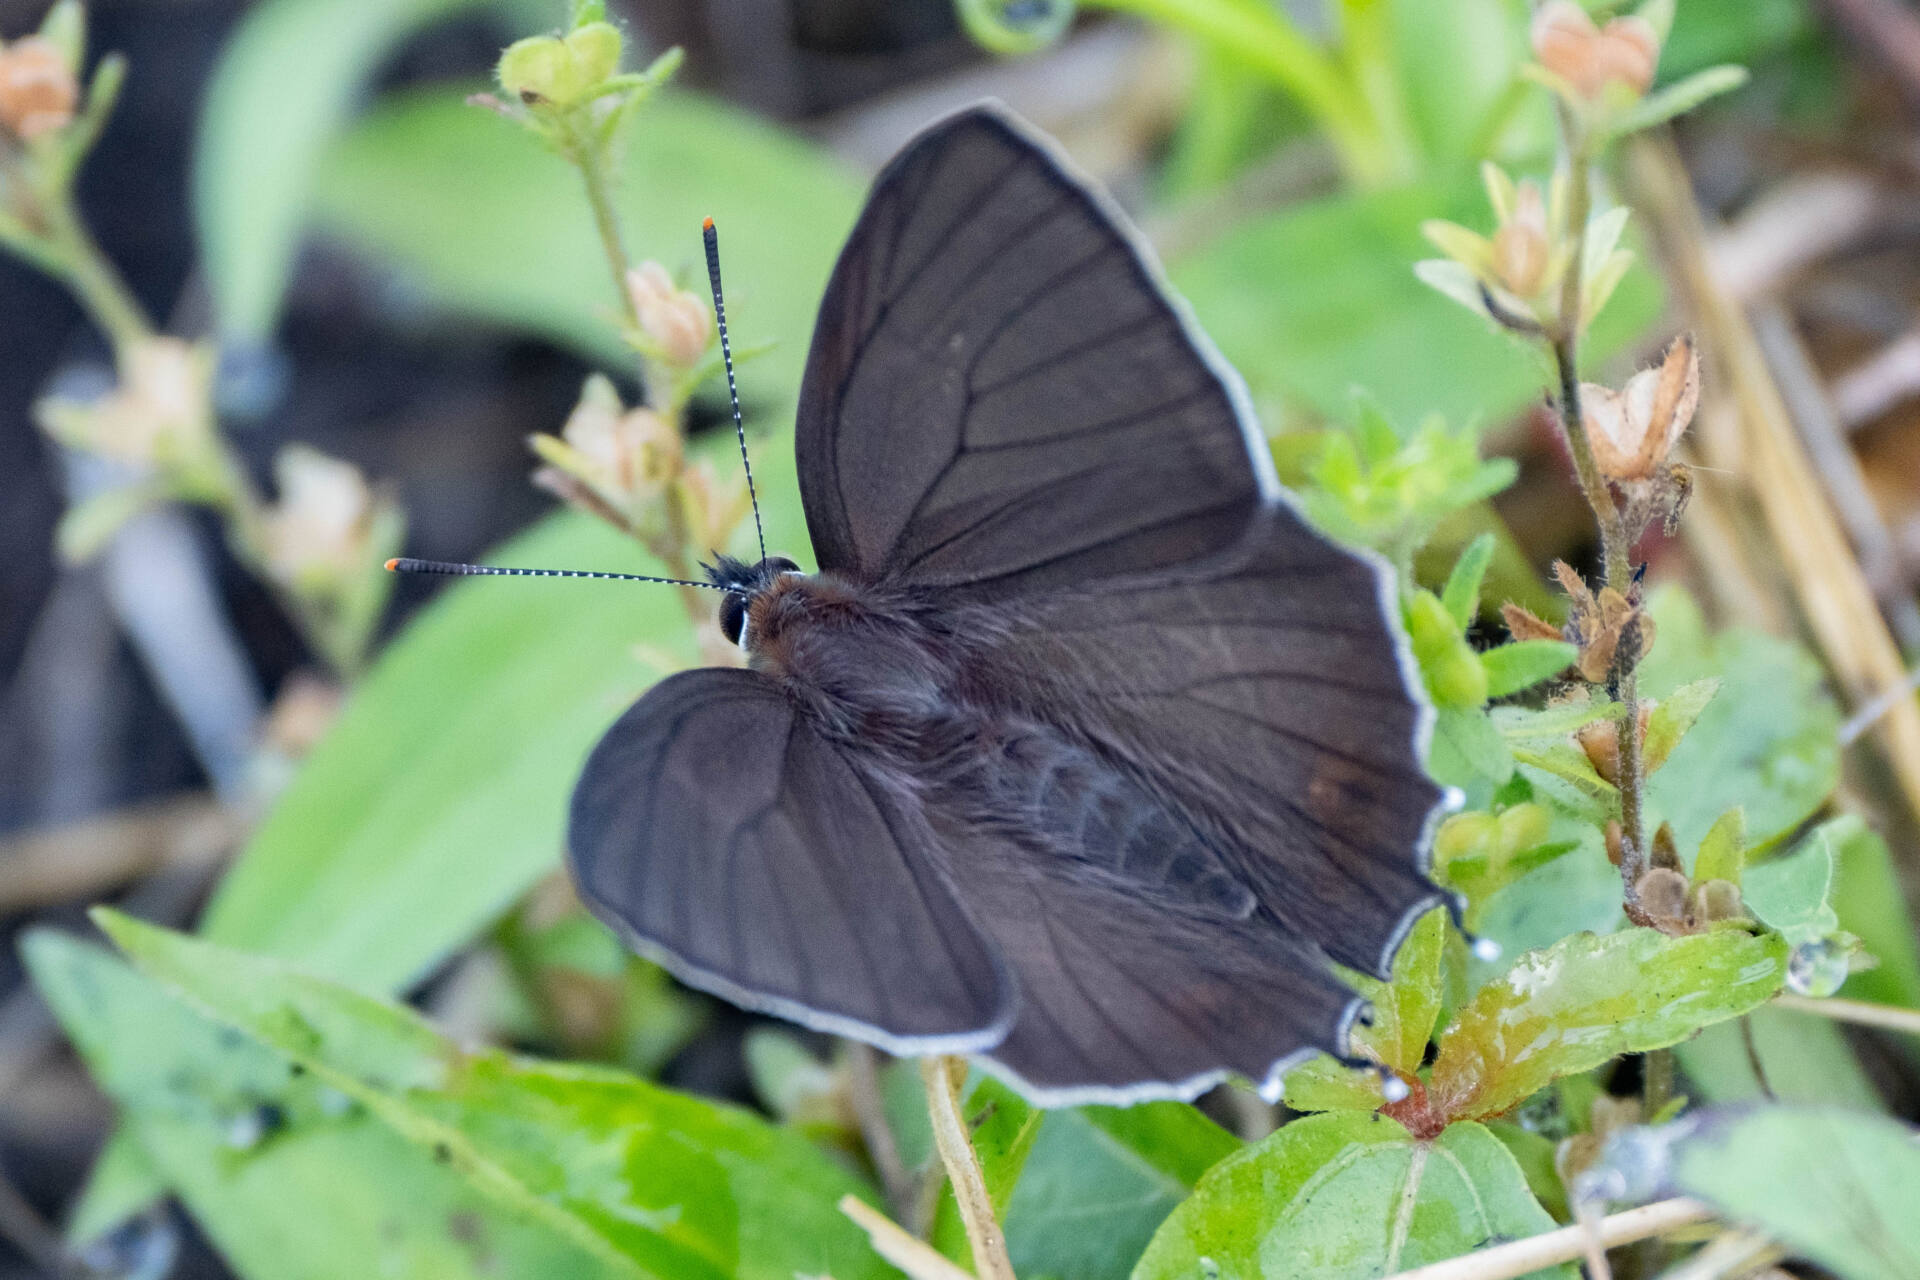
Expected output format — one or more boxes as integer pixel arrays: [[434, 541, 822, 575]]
[[1376, 1198, 1712, 1280], [1774, 992, 1920, 1036], [1547, 113, 1648, 911], [921, 1056, 1016, 1280], [839, 1195, 976, 1280], [575, 137, 637, 326], [36, 181, 152, 360]]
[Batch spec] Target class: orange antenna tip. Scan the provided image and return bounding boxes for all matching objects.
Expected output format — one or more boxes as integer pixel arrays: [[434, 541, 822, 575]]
[[702, 216, 714, 230], [384, 558, 400, 572]]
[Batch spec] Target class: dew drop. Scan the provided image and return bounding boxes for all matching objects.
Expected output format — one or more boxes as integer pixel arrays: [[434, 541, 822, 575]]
[[1380, 1074, 1412, 1104], [1785, 937, 1849, 997], [1472, 936, 1504, 962]]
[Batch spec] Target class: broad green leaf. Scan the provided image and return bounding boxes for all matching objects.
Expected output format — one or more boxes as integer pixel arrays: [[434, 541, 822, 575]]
[[1823, 814, 1920, 1010], [1660, 1106, 1920, 1280], [1133, 1112, 1571, 1280], [1743, 826, 1839, 945], [1427, 928, 1788, 1123], [1481, 640, 1576, 699], [1473, 835, 1626, 968], [195, 0, 498, 340], [96, 912, 892, 1280], [1171, 180, 1661, 429], [312, 88, 862, 406], [1678, 1007, 1883, 1111], [1286, 908, 1447, 1111], [1484, 1120, 1567, 1222], [1004, 1101, 1239, 1280], [25, 930, 624, 1279], [1638, 588, 1840, 854], [1694, 808, 1746, 886], [1641, 677, 1718, 775]]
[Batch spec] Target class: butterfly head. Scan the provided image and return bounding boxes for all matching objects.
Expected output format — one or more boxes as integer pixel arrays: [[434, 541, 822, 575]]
[[705, 554, 803, 651]]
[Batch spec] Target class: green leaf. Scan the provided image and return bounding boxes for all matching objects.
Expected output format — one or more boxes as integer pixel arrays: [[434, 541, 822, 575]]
[[95, 911, 892, 1280], [1429, 706, 1513, 789], [1285, 908, 1447, 1111], [1637, 588, 1839, 854], [1743, 825, 1839, 945], [1426, 928, 1788, 1123], [1005, 1101, 1239, 1280], [1661, 1106, 1920, 1280], [1171, 180, 1662, 428], [195, 0, 497, 340], [1441, 532, 1495, 629], [1694, 807, 1746, 886], [1677, 1006, 1884, 1110], [1641, 677, 1719, 775], [312, 88, 861, 406], [1606, 65, 1751, 137], [1492, 698, 1621, 742], [25, 930, 625, 1278], [1133, 1113, 1572, 1280], [1481, 640, 1577, 699], [1821, 814, 1920, 1009], [1663, 0, 1810, 74]]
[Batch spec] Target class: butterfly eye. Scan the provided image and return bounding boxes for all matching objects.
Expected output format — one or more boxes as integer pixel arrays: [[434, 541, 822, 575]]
[[763, 556, 801, 576], [718, 593, 749, 647]]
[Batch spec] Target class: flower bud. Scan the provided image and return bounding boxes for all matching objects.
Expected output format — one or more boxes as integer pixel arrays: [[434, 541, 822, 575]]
[[626, 262, 712, 368], [677, 459, 752, 556], [1585, 336, 1699, 483], [552, 373, 682, 513], [36, 337, 214, 466], [1532, 1, 1660, 101], [0, 35, 77, 140], [262, 446, 376, 586], [1689, 878, 1745, 925], [1635, 866, 1690, 927], [496, 21, 622, 109], [1491, 181, 1550, 298]]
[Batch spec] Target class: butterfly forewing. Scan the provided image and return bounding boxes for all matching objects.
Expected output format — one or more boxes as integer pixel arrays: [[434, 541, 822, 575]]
[[796, 109, 1272, 600]]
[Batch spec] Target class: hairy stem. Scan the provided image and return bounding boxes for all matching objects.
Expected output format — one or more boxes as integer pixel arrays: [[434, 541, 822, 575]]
[[576, 138, 637, 327], [921, 1056, 1016, 1280], [1548, 115, 1648, 914]]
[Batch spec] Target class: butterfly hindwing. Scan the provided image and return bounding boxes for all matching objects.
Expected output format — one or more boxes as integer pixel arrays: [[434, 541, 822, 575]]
[[568, 667, 1015, 1052], [796, 105, 1272, 600], [1003, 507, 1447, 979]]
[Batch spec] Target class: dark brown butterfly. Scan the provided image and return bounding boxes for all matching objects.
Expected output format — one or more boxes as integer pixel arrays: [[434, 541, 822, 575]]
[[555, 104, 1450, 1106]]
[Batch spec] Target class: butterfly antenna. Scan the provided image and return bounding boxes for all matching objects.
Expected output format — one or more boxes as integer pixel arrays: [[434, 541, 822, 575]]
[[385, 558, 725, 590], [702, 217, 766, 564]]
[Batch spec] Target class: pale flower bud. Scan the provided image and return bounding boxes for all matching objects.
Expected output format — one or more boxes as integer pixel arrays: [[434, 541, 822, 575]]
[[626, 262, 712, 368], [0, 35, 77, 139], [1532, 1, 1660, 101], [559, 374, 681, 508], [1491, 181, 1549, 297], [1584, 335, 1699, 482], [37, 337, 214, 466], [262, 446, 374, 585]]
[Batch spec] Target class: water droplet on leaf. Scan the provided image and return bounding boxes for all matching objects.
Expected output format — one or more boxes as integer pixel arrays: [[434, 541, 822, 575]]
[[1785, 937, 1848, 997]]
